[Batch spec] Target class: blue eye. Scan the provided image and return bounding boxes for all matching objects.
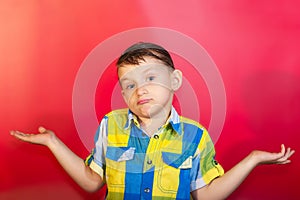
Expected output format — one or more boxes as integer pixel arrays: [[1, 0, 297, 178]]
[[126, 84, 135, 90], [147, 76, 155, 81]]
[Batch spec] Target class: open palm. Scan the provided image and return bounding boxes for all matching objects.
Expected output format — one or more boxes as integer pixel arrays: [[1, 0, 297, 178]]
[[10, 127, 55, 147], [253, 144, 295, 165]]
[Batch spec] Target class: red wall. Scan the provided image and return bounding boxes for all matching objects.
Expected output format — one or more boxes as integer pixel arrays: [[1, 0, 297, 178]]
[[1, 1, 299, 199]]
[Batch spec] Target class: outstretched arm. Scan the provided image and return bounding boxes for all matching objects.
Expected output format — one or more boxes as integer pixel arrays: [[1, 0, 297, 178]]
[[191, 144, 295, 200], [10, 127, 104, 192]]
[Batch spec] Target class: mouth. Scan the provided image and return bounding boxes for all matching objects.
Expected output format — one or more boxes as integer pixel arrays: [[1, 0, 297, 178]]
[[137, 99, 151, 105]]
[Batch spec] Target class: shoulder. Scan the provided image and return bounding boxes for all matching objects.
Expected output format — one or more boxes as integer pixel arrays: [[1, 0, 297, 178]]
[[102, 108, 130, 129], [178, 116, 211, 147], [105, 108, 129, 118], [97, 108, 129, 128], [179, 116, 207, 131], [95, 108, 129, 139]]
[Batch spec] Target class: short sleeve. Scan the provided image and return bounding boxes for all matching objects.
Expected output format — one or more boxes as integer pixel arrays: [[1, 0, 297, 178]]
[[190, 128, 224, 191], [85, 117, 108, 179]]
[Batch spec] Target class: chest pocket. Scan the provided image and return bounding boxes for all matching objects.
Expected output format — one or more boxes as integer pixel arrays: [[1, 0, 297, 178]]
[[157, 152, 192, 195], [105, 146, 136, 187]]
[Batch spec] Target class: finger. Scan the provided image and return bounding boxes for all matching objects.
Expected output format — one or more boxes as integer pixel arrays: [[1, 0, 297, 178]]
[[282, 148, 294, 159], [286, 147, 291, 156], [10, 130, 26, 137], [280, 144, 285, 154], [290, 149, 295, 157], [38, 126, 47, 133], [276, 148, 295, 163], [277, 151, 290, 162], [286, 148, 295, 159], [271, 145, 286, 160], [277, 144, 287, 158], [11, 132, 33, 142], [10, 130, 16, 136], [278, 160, 291, 165], [10, 130, 20, 135]]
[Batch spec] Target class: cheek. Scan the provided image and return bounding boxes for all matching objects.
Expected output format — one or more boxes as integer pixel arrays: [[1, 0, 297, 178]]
[[155, 78, 172, 90], [123, 91, 135, 103], [121, 91, 129, 103], [150, 83, 172, 93]]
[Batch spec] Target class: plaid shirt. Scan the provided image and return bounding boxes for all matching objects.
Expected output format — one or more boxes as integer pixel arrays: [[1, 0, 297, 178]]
[[86, 107, 224, 200]]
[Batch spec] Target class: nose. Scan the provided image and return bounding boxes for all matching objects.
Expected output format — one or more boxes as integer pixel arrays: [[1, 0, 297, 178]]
[[136, 84, 148, 96]]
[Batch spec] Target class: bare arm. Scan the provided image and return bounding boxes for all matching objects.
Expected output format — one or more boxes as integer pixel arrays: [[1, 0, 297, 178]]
[[10, 127, 104, 192], [191, 144, 295, 200]]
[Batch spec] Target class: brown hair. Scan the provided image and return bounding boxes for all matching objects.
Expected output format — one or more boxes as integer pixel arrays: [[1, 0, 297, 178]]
[[117, 42, 174, 69]]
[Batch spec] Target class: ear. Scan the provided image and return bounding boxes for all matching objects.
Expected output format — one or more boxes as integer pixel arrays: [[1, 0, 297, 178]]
[[171, 69, 183, 91], [121, 89, 125, 98], [121, 89, 129, 103]]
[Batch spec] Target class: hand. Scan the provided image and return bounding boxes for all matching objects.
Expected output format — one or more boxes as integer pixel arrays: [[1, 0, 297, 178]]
[[10, 127, 56, 147], [252, 144, 295, 165]]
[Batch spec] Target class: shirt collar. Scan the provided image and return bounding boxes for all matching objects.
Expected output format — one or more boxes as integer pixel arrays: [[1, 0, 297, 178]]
[[124, 110, 139, 129], [168, 106, 183, 135], [124, 106, 183, 135]]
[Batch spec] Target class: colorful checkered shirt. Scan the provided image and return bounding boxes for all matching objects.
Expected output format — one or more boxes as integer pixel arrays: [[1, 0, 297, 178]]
[[86, 107, 224, 200]]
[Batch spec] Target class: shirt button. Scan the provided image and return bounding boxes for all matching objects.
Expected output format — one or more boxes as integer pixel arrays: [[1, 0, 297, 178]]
[[147, 160, 152, 165], [154, 135, 159, 139], [144, 188, 150, 193]]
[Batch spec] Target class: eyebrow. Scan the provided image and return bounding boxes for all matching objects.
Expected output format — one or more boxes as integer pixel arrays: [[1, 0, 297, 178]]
[[119, 63, 166, 81], [119, 77, 131, 83]]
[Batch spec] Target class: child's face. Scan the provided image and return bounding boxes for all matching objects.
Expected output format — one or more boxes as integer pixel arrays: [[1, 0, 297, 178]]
[[118, 57, 182, 120]]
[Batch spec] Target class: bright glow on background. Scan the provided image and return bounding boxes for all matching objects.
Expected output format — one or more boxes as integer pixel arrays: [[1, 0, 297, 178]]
[[72, 27, 226, 151], [1, 1, 299, 200]]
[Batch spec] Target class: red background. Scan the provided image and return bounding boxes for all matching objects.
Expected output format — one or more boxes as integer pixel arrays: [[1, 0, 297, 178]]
[[1, 1, 299, 199]]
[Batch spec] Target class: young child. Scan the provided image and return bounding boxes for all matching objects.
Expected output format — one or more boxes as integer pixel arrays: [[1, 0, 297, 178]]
[[11, 42, 295, 200]]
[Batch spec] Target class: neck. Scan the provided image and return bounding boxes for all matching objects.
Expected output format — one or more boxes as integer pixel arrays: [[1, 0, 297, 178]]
[[139, 109, 171, 136]]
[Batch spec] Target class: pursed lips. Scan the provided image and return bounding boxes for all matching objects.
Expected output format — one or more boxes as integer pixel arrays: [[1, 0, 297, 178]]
[[137, 98, 151, 105]]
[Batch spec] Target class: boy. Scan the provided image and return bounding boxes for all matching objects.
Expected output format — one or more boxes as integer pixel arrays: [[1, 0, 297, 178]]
[[11, 42, 294, 199]]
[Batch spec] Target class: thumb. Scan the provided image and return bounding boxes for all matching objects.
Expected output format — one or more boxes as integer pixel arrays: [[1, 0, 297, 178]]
[[38, 126, 47, 133]]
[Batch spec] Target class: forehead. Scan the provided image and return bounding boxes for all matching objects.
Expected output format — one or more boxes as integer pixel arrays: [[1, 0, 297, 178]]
[[118, 58, 170, 80]]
